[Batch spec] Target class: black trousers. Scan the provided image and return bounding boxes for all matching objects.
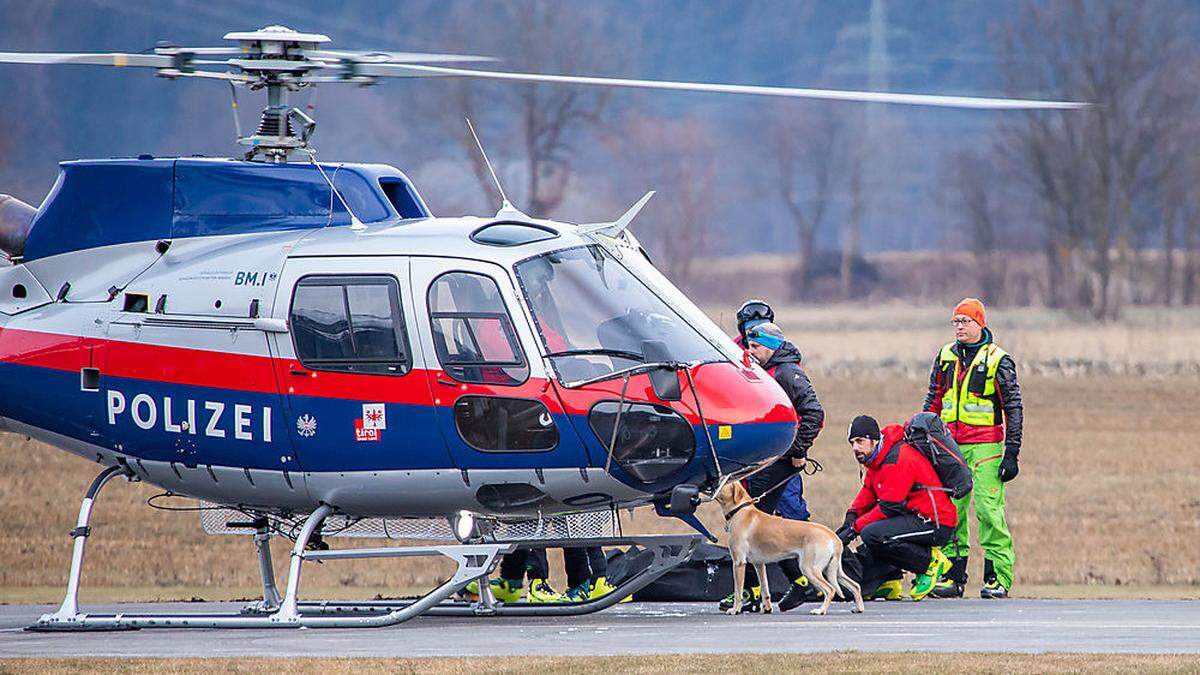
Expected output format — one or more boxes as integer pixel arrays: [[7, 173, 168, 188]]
[[742, 458, 802, 588], [498, 547, 608, 588], [857, 513, 954, 591]]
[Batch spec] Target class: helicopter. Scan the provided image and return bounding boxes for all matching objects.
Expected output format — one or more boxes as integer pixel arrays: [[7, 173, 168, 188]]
[[0, 25, 1085, 630]]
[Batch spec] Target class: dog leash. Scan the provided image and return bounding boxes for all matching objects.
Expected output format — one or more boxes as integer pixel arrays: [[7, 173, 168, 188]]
[[747, 458, 822, 505]]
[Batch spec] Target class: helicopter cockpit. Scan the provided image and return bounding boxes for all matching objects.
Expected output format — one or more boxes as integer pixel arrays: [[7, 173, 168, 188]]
[[515, 245, 725, 386]]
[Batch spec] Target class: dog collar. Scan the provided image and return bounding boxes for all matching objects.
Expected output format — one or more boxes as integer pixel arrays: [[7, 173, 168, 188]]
[[723, 501, 753, 523]]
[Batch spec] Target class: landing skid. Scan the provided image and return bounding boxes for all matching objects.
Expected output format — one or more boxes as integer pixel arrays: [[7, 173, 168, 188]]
[[29, 466, 513, 631], [29, 466, 699, 631], [261, 535, 700, 619]]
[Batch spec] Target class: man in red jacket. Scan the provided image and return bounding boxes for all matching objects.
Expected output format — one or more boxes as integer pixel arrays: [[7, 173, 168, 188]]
[[836, 415, 957, 601]]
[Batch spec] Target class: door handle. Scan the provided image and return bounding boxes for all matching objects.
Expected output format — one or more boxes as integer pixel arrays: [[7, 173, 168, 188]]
[[290, 369, 308, 377]]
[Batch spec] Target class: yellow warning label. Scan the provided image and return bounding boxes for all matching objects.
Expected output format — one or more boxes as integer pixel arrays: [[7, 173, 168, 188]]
[[718, 425, 733, 440]]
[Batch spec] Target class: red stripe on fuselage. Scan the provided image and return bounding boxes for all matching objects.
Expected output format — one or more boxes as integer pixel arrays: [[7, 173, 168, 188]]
[[0, 327, 795, 426]]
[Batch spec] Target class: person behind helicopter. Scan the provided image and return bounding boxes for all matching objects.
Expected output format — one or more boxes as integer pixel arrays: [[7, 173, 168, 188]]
[[733, 298, 774, 348], [720, 321, 826, 613]]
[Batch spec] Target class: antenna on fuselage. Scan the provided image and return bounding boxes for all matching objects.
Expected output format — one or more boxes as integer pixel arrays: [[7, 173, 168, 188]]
[[465, 118, 525, 219]]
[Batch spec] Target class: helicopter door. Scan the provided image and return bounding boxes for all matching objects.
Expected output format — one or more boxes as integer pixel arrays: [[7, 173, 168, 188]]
[[411, 258, 589, 470], [270, 257, 453, 473]]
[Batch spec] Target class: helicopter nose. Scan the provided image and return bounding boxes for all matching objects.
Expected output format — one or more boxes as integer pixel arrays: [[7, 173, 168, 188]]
[[683, 360, 797, 474]]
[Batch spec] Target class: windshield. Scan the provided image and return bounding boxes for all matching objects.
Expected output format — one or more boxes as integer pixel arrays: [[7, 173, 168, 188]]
[[515, 245, 725, 383]]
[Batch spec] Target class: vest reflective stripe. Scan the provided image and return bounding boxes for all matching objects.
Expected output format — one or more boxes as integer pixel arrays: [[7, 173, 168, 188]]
[[938, 341, 1008, 428]]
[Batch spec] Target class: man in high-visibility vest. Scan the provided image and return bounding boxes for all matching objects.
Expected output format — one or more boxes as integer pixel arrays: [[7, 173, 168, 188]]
[[923, 298, 1023, 599]]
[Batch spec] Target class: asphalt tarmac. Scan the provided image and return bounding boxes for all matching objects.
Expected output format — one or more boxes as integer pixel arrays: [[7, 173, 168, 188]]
[[0, 599, 1197, 656]]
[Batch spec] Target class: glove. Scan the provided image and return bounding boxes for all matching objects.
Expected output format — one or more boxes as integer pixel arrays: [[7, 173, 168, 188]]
[[836, 512, 857, 545], [998, 449, 1020, 482]]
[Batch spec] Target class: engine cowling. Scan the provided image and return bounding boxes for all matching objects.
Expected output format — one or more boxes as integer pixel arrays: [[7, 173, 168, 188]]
[[0, 195, 36, 259]]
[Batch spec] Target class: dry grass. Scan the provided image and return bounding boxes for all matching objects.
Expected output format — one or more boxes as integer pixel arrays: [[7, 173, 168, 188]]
[[3, 654, 1200, 674], [1, 371, 1197, 600], [2, 308, 1198, 598], [703, 302, 1200, 377]]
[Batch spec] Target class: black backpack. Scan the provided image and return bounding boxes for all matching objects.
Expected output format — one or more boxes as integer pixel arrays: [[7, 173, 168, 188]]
[[903, 412, 973, 499]]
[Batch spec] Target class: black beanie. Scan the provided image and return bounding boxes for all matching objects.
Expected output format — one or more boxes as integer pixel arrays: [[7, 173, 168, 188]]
[[848, 415, 881, 442]]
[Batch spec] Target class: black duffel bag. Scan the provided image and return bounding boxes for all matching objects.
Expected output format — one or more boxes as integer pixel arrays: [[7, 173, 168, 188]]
[[606, 542, 792, 601]]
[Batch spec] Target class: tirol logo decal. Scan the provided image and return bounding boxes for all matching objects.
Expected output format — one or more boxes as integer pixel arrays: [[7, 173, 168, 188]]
[[362, 403, 386, 430], [296, 414, 317, 438], [356, 403, 385, 442], [354, 418, 380, 442]]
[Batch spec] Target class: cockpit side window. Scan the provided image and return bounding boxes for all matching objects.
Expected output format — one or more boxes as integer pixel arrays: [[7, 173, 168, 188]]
[[290, 275, 411, 376], [427, 271, 529, 385]]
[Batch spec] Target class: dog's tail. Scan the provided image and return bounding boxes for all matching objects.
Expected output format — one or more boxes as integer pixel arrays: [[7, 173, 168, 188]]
[[824, 544, 846, 600]]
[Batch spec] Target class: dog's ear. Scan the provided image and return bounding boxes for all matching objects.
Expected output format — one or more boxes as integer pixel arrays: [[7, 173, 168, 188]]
[[716, 480, 734, 504], [729, 480, 744, 501]]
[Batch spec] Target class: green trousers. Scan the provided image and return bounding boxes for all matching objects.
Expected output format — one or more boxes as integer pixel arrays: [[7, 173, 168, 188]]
[[943, 441, 1014, 589]]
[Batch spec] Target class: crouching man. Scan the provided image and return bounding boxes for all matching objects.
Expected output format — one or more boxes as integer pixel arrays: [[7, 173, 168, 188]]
[[837, 415, 956, 601]]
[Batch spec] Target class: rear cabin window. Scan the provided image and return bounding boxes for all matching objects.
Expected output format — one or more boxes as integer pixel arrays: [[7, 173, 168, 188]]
[[290, 275, 411, 375], [427, 271, 528, 385]]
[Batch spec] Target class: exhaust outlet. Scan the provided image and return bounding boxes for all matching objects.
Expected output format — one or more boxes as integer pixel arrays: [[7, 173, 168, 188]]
[[0, 194, 36, 259]]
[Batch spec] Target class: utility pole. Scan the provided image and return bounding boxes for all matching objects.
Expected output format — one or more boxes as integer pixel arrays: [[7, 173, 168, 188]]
[[842, 0, 888, 299]]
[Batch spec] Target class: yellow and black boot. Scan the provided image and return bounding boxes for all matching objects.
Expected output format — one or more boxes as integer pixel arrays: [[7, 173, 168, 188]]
[[930, 556, 967, 599], [779, 576, 821, 612], [980, 559, 1009, 599], [718, 586, 761, 613]]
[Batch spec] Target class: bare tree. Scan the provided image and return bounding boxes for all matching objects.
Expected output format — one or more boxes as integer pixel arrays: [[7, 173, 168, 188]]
[[602, 112, 719, 285], [940, 149, 1006, 303], [418, 1, 615, 218], [768, 104, 855, 298], [839, 153, 865, 301], [998, 1, 1196, 319]]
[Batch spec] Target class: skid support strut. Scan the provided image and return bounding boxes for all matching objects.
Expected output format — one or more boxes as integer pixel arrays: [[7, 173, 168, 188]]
[[30, 487, 513, 631], [37, 465, 131, 631], [253, 520, 283, 612]]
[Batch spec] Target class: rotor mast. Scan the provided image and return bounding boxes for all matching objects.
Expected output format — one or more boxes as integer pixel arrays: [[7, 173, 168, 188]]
[[223, 26, 330, 163]]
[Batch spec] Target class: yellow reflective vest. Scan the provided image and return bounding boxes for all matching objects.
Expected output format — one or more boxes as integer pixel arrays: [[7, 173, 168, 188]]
[[936, 341, 1009, 430]]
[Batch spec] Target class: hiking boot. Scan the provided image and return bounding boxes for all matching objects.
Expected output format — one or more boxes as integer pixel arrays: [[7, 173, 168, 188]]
[[718, 586, 761, 613], [588, 576, 632, 603], [929, 578, 964, 598], [980, 580, 1009, 599], [911, 548, 952, 601], [779, 576, 819, 612], [869, 579, 904, 601], [980, 559, 1009, 599], [488, 578, 524, 603], [564, 581, 593, 603], [527, 578, 565, 603]]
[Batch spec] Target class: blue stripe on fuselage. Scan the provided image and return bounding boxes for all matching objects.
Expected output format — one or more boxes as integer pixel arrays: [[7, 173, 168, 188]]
[[0, 361, 795, 482]]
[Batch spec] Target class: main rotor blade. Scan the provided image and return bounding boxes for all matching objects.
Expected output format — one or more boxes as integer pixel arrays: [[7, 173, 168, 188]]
[[0, 52, 173, 68], [305, 49, 497, 64], [366, 63, 1090, 110]]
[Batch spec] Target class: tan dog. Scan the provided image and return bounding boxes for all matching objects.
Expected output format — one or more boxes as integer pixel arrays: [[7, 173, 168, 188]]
[[715, 479, 865, 616]]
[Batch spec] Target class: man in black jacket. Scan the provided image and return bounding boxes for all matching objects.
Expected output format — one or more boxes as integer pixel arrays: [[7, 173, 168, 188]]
[[719, 322, 826, 613]]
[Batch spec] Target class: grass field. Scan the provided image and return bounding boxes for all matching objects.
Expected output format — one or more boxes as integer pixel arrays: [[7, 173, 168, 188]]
[[4, 654, 1200, 674], [1, 307, 1198, 600]]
